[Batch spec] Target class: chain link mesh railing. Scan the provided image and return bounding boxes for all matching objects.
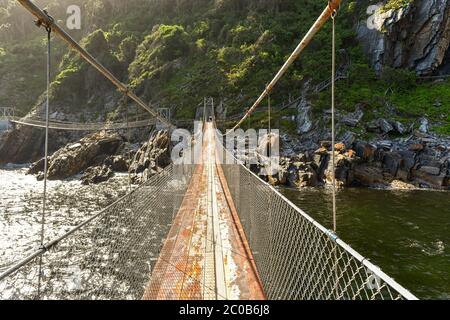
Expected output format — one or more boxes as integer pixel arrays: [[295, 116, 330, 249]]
[[0, 163, 194, 300], [216, 138, 417, 300], [1, 130, 418, 300]]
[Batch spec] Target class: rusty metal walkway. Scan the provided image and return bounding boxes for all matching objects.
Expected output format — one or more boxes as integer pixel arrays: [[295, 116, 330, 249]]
[[0, 120, 418, 300], [144, 123, 265, 300]]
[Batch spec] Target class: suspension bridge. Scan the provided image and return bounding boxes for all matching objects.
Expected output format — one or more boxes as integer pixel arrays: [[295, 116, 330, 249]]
[[0, 0, 418, 300]]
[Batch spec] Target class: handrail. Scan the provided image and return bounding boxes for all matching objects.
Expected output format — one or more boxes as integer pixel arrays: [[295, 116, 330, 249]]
[[0, 162, 175, 281], [9, 116, 157, 131], [215, 130, 418, 300]]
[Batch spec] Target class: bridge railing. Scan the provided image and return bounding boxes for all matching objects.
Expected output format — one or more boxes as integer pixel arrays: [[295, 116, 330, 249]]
[[216, 137, 417, 300], [0, 163, 195, 300]]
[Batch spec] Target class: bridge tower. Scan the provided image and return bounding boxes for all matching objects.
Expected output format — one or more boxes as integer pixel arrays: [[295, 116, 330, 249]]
[[0, 107, 15, 131], [156, 108, 171, 130], [203, 97, 215, 122]]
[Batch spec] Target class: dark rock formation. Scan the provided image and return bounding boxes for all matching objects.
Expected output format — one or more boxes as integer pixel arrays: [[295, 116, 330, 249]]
[[81, 165, 114, 185], [128, 130, 170, 184], [296, 81, 314, 134], [28, 131, 123, 180], [268, 131, 450, 190], [0, 126, 69, 165], [357, 0, 450, 75], [342, 106, 364, 127], [104, 155, 129, 172]]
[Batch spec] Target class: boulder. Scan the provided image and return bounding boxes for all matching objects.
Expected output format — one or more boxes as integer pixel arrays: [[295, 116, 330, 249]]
[[397, 151, 416, 181], [417, 166, 441, 176], [392, 121, 406, 135], [366, 120, 381, 133], [27, 157, 50, 175], [356, 1, 450, 75], [382, 152, 402, 176], [408, 143, 425, 152], [353, 165, 386, 187], [46, 131, 123, 180], [379, 119, 394, 134], [341, 131, 356, 149], [419, 118, 429, 133], [354, 142, 377, 161], [287, 162, 319, 188], [323, 153, 355, 187], [342, 107, 364, 127], [104, 155, 129, 172], [81, 165, 114, 185], [315, 147, 329, 156], [335, 143, 346, 153], [129, 130, 170, 183], [412, 169, 446, 188]]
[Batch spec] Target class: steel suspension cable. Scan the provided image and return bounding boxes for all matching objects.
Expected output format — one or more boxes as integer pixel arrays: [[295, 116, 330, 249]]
[[125, 94, 132, 190], [268, 88, 271, 137], [331, 9, 337, 233], [17, 0, 173, 129], [37, 26, 51, 298], [330, 6, 340, 299]]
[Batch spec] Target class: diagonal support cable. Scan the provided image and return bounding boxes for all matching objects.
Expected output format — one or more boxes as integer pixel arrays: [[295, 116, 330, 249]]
[[224, 0, 342, 134], [16, 0, 174, 129]]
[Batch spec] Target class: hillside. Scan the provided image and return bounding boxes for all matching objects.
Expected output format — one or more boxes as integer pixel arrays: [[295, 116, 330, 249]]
[[0, 0, 449, 189]]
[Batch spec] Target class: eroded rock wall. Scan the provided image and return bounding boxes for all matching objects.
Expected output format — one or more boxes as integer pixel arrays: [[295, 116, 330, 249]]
[[357, 0, 450, 75]]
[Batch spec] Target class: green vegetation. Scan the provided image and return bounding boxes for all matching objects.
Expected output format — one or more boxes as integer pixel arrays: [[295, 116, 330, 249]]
[[0, 0, 448, 136], [381, 0, 413, 12]]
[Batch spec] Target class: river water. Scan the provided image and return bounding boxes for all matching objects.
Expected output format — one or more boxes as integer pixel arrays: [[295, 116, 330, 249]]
[[0, 167, 448, 299], [0, 166, 129, 272], [280, 187, 450, 300]]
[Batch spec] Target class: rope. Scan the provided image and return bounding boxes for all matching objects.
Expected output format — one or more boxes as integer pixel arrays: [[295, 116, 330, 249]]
[[124, 94, 132, 189], [330, 9, 337, 233], [37, 26, 51, 299], [330, 4, 339, 299], [268, 87, 271, 137], [267, 88, 272, 176]]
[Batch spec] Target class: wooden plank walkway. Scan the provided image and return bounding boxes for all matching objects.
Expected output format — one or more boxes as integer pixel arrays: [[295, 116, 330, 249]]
[[143, 123, 265, 300]]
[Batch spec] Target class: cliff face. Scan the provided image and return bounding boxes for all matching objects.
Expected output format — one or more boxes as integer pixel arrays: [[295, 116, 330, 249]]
[[357, 0, 450, 75], [0, 30, 125, 164]]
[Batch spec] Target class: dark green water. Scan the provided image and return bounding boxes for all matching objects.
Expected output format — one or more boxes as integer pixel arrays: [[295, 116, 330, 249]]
[[280, 187, 450, 300]]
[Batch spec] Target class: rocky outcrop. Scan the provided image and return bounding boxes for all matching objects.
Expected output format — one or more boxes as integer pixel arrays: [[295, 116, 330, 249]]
[[80, 155, 130, 185], [296, 81, 314, 134], [266, 131, 450, 190], [357, 0, 450, 75], [0, 126, 71, 165], [26, 129, 173, 185], [128, 130, 171, 184], [28, 131, 124, 180], [342, 105, 364, 127], [81, 165, 114, 185]]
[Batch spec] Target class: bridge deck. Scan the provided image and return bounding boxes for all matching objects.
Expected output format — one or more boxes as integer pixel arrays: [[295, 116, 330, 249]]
[[143, 124, 265, 300]]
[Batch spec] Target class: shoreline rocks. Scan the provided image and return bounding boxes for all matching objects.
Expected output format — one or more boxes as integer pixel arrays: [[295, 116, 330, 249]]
[[28, 131, 124, 181], [26, 129, 172, 186], [128, 130, 170, 184], [262, 132, 450, 190]]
